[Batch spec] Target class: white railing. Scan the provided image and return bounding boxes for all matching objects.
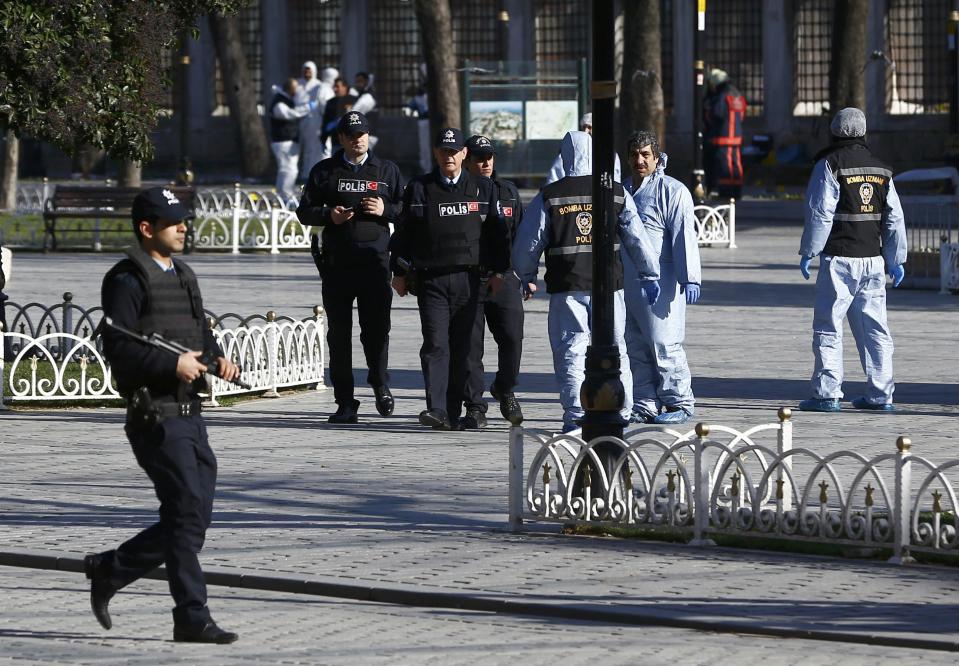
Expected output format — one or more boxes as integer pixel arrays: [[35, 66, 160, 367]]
[[694, 199, 736, 248], [0, 308, 325, 407], [940, 242, 959, 294], [508, 408, 955, 563]]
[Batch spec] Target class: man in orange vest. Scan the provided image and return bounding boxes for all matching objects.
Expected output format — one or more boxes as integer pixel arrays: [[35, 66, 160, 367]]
[[703, 68, 747, 200]]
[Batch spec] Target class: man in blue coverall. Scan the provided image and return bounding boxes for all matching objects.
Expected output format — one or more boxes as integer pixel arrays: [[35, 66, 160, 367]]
[[623, 131, 702, 424], [512, 131, 661, 433], [798, 107, 907, 412]]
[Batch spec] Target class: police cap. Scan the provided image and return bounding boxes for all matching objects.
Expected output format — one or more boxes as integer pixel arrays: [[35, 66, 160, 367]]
[[465, 135, 496, 157], [338, 111, 372, 136], [435, 127, 465, 151], [131, 187, 193, 223]]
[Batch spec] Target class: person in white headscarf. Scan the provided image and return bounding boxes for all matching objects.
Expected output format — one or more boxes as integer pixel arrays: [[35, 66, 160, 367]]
[[297, 61, 324, 177]]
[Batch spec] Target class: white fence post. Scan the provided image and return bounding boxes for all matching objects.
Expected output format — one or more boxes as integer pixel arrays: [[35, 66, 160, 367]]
[[204, 317, 220, 408], [270, 209, 280, 255], [0, 321, 6, 411], [728, 198, 737, 248], [889, 436, 916, 565], [313, 306, 326, 390], [777, 407, 793, 511], [263, 310, 280, 398], [508, 426, 524, 532], [689, 423, 715, 546], [231, 182, 241, 255]]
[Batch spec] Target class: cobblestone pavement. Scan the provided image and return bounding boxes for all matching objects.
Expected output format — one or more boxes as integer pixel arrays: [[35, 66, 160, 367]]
[[2, 221, 959, 662]]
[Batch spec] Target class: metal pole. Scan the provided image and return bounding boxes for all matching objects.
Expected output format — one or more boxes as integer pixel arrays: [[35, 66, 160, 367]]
[[580, 0, 625, 447], [692, 0, 706, 203], [178, 30, 192, 184], [498, 7, 510, 65]]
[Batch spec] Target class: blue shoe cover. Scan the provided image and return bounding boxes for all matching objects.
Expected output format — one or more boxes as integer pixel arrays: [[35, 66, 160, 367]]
[[798, 398, 841, 412], [851, 397, 894, 411], [652, 409, 692, 424]]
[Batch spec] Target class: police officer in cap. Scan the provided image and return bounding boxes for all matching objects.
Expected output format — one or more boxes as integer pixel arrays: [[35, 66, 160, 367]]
[[297, 110, 401, 423], [88, 187, 240, 644], [392, 127, 509, 431], [463, 134, 525, 425]]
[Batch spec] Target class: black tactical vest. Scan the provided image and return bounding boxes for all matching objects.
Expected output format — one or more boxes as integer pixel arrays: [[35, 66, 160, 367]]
[[823, 142, 892, 258], [319, 156, 391, 260], [105, 247, 206, 354], [494, 175, 521, 249], [411, 176, 487, 268], [542, 175, 625, 294], [269, 92, 300, 143]]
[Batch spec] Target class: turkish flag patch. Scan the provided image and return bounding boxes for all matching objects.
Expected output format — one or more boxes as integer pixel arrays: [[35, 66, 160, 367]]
[[503, 206, 513, 217], [468, 201, 479, 211], [367, 181, 378, 190]]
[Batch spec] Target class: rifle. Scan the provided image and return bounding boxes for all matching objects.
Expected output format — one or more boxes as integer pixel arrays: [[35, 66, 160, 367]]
[[93, 316, 252, 390]]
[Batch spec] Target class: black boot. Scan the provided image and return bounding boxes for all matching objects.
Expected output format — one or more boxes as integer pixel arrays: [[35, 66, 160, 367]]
[[491, 386, 524, 425], [328, 399, 360, 424], [419, 409, 451, 430], [173, 620, 239, 644], [459, 409, 488, 430], [373, 385, 394, 417], [84, 553, 115, 630]]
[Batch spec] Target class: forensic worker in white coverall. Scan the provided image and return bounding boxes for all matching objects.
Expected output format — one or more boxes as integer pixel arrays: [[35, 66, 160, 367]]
[[269, 78, 317, 202], [512, 131, 661, 433], [623, 131, 702, 425], [797, 107, 907, 412], [297, 61, 323, 178]]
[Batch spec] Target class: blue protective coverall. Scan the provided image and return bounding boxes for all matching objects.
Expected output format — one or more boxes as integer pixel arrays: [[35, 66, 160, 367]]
[[513, 132, 660, 431], [800, 157, 907, 404], [623, 153, 702, 419]]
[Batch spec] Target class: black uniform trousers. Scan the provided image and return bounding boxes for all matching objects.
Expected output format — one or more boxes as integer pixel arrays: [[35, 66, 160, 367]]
[[465, 273, 524, 413], [319, 254, 392, 405], [417, 268, 480, 421], [104, 414, 216, 628]]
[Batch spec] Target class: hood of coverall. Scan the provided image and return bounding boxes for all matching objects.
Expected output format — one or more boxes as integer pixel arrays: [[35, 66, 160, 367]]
[[558, 131, 623, 180], [302, 61, 318, 81], [320, 67, 339, 86]]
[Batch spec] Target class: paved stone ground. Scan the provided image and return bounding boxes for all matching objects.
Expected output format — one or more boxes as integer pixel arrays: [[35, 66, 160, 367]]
[[2, 216, 959, 663]]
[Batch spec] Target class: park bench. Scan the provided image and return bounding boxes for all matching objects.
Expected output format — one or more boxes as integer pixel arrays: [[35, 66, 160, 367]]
[[42, 185, 196, 253]]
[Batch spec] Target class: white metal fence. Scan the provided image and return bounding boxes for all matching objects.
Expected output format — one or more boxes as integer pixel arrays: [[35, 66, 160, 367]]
[[694, 200, 736, 248], [508, 409, 956, 563], [0, 303, 325, 407]]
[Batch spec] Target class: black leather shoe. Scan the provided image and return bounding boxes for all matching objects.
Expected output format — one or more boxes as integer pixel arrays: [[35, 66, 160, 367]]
[[84, 553, 114, 631], [328, 399, 360, 424], [490, 386, 523, 425], [459, 409, 488, 430], [419, 409, 451, 430], [373, 385, 394, 417], [173, 621, 239, 644]]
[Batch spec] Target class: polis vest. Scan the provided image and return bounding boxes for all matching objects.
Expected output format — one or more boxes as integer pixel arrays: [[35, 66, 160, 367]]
[[319, 156, 391, 260], [542, 175, 625, 294], [412, 177, 487, 268], [269, 92, 300, 143], [823, 142, 891, 258]]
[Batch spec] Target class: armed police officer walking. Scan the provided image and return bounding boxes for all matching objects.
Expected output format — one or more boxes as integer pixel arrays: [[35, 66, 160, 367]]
[[296, 111, 401, 423], [88, 188, 240, 644], [513, 131, 661, 433], [391, 127, 509, 431], [798, 108, 907, 412], [463, 134, 525, 426], [623, 131, 702, 425]]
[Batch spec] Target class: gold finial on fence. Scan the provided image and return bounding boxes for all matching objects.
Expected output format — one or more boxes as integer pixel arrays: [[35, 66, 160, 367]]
[[865, 484, 874, 508], [775, 478, 784, 500], [730, 473, 740, 496], [667, 469, 676, 493], [208, 317, 216, 330], [313, 305, 325, 317], [542, 463, 551, 484], [933, 490, 943, 514], [819, 480, 829, 504], [778, 407, 792, 422], [695, 423, 709, 438], [896, 436, 912, 452], [266, 310, 277, 322], [63, 291, 73, 302]]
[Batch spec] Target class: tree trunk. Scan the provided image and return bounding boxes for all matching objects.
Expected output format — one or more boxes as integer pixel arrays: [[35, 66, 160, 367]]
[[118, 159, 142, 188], [209, 13, 271, 179], [829, 0, 868, 112], [0, 128, 18, 211], [620, 0, 665, 149], [414, 0, 461, 141]]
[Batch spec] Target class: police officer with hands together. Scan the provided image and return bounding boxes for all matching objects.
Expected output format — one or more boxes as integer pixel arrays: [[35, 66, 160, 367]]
[[296, 111, 402, 423], [88, 187, 240, 644], [392, 127, 509, 431]]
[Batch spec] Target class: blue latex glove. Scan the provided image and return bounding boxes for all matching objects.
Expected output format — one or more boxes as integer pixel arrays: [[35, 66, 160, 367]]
[[888, 264, 905, 287], [681, 283, 701, 304], [308, 100, 318, 112], [640, 280, 660, 305], [799, 256, 811, 280]]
